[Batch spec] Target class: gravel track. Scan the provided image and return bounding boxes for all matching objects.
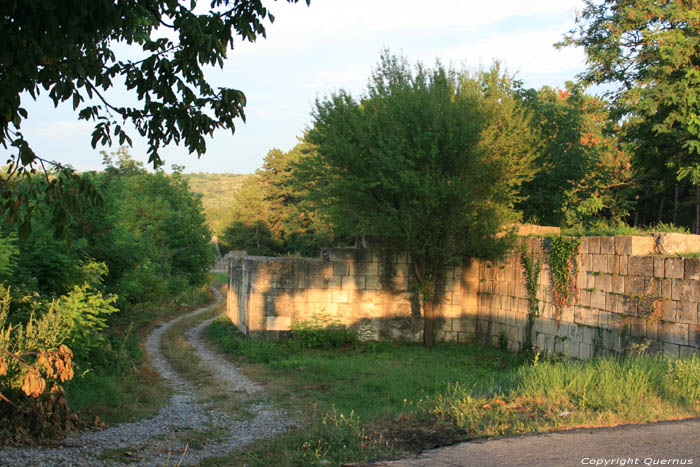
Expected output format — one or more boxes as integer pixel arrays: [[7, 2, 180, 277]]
[[0, 288, 293, 466]]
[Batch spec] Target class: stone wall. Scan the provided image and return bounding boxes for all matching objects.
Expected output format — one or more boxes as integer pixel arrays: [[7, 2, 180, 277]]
[[227, 247, 479, 342], [477, 234, 700, 358], [227, 233, 700, 358]]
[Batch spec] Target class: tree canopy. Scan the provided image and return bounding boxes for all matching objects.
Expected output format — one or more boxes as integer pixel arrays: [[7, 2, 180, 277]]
[[559, 0, 700, 230], [0, 0, 309, 238], [302, 53, 537, 347]]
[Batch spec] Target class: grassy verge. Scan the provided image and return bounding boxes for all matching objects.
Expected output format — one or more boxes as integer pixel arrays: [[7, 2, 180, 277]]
[[65, 275, 223, 425], [204, 317, 700, 466]]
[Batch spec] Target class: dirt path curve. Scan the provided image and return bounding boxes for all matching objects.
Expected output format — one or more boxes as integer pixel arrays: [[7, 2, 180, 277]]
[[368, 417, 700, 467], [0, 288, 294, 466]]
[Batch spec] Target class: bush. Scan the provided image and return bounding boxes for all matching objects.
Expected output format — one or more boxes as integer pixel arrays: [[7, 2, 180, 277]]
[[290, 313, 358, 349], [0, 286, 76, 440]]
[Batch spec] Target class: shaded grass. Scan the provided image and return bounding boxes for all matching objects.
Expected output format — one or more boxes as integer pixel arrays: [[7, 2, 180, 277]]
[[205, 318, 700, 466], [205, 317, 524, 422]]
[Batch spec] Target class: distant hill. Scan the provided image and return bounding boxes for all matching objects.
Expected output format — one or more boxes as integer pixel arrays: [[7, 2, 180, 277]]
[[183, 173, 252, 235]]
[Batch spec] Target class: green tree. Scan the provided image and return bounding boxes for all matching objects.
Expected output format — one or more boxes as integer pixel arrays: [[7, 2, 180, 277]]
[[518, 85, 634, 227], [303, 53, 537, 348], [0, 0, 309, 238], [559, 0, 700, 231], [221, 140, 335, 256]]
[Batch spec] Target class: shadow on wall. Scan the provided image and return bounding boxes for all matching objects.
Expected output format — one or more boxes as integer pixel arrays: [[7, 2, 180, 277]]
[[227, 246, 481, 344], [226, 234, 700, 359]]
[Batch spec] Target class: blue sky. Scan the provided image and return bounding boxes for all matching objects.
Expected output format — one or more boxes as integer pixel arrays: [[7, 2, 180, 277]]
[[18, 0, 587, 174]]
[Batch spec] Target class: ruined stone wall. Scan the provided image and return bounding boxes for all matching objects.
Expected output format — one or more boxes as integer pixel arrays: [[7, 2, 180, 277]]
[[227, 233, 700, 358], [226, 247, 480, 343], [477, 234, 700, 358]]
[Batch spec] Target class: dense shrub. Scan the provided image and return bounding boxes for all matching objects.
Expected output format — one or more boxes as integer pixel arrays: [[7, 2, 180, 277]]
[[290, 313, 358, 349]]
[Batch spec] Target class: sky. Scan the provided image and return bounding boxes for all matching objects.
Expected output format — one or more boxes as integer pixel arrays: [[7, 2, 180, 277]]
[[18, 0, 587, 175]]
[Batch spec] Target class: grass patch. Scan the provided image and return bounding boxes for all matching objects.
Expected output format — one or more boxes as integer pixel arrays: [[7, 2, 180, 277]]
[[205, 317, 700, 465], [562, 222, 689, 237], [429, 354, 700, 438]]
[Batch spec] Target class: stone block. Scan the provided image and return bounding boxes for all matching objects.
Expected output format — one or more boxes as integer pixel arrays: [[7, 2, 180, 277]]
[[560, 305, 575, 323], [691, 325, 700, 348], [342, 275, 364, 290], [333, 261, 348, 276], [659, 321, 688, 346], [331, 289, 351, 303], [615, 237, 632, 255], [629, 317, 646, 337], [595, 274, 612, 292], [654, 233, 700, 255], [665, 258, 684, 279], [564, 341, 580, 359], [575, 308, 597, 327], [591, 255, 608, 273], [612, 275, 625, 294], [659, 300, 676, 322], [587, 273, 596, 289], [355, 262, 379, 276], [663, 342, 680, 358], [677, 301, 698, 325], [630, 236, 656, 255], [660, 278, 673, 298], [653, 257, 665, 278], [586, 236, 601, 254], [680, 346, 699, 357], [307, 289, 332, 303], [266, 316, 291, 331], [600, 236, 615, 254], [672, 279, 700, 302], [598, 310, 615, 330], [628, 256, 654, 277], [605, 293, 618, 313], [364, 275, 382, 290], [617, 295, 638, 316], [607, 255, 620, 275], [580, 290, 591, 307], [684, 258, 700, 280], [308, 261, 332, 277], [591, 290, 606, 309], [619, 254, 628, 275], [624, 276, 647, 296], [579, 343, 593, 360], [576, 272, 587, 290]]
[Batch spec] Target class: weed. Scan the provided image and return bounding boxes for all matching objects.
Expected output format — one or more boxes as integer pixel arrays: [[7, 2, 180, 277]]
[[290, 312, 358, 349]]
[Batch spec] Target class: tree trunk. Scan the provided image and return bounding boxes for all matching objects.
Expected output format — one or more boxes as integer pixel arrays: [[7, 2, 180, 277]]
[[422, 299, 436, 349], [674, 185, 679, 225], [695, 185, 700, 234], [657, 196, 665, 223]]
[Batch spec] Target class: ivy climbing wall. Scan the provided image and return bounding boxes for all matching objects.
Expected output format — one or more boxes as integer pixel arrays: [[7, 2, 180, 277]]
[[477, 234, 700, 359]]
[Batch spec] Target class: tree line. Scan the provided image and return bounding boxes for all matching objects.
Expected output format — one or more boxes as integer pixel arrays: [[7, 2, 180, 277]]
[[0, 148, 213, 439]]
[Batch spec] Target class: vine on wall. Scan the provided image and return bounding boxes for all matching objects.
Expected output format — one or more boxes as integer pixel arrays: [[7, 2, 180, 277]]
[[520, 242, 542, 351], [549, 236, 582, 322]]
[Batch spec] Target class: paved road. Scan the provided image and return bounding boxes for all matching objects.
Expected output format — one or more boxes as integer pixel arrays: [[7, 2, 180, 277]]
[[367, 418, 700, 467]]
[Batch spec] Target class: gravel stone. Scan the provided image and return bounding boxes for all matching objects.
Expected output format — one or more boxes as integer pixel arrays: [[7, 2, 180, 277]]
[[0, 288, 294, 466]]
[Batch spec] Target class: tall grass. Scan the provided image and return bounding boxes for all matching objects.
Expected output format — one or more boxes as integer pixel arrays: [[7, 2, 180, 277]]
[[562, 222, 689, 237], [428, 354, 700, 437]]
